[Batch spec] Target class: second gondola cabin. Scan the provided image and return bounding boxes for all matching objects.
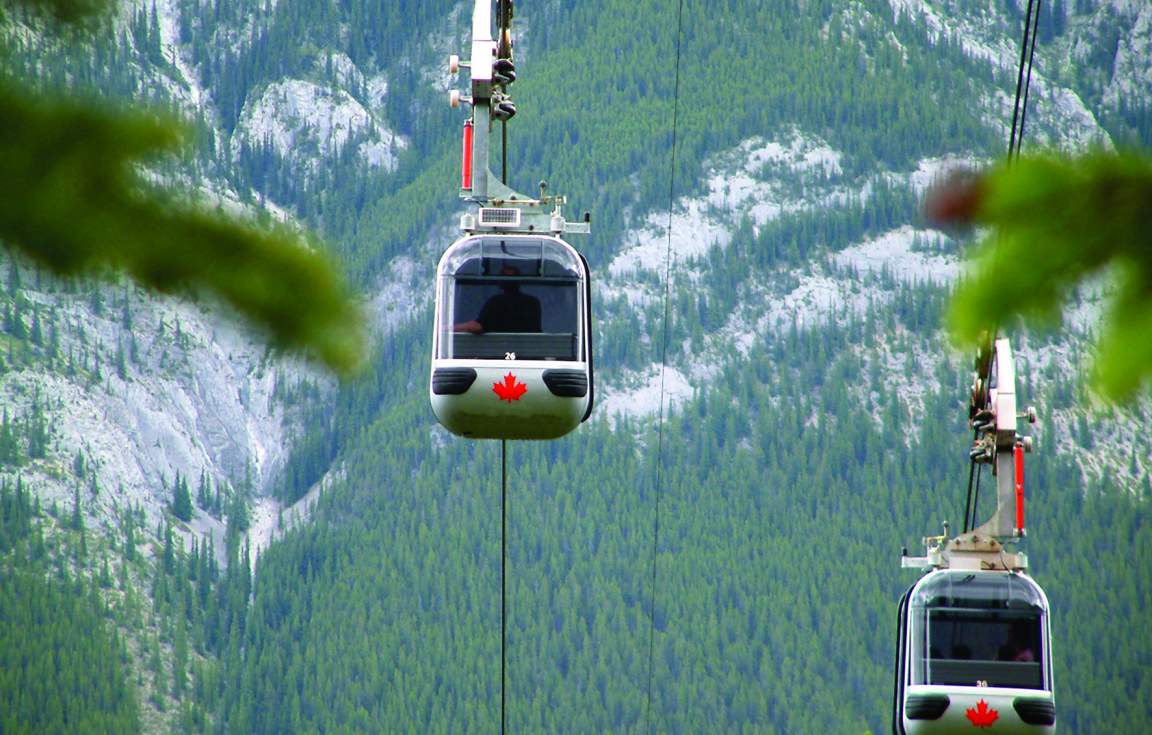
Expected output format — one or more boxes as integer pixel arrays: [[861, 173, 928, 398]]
[[430, 233, 593, 440], [893, 569, 1056, 735]]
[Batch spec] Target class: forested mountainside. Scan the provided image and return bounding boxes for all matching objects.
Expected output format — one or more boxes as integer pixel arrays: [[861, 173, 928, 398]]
[[1, 0, 1150, 733]]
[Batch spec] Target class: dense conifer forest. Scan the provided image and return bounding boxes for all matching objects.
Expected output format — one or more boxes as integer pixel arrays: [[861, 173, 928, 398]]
[[1, 0, 1150, 733]]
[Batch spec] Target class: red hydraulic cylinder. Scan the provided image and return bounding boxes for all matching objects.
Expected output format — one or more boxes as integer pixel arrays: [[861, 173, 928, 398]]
[[461, 120, 474, 191], [1014, 444, 1025, 534]]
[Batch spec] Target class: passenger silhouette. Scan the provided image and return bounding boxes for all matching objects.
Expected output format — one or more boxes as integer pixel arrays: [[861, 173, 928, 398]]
[[455, 266, 542, 334], [998, 620, 1036, 662]]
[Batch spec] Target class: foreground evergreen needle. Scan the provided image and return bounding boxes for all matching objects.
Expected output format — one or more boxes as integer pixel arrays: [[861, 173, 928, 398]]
[[0, 83, 365, 375], [931, 151, 1152, 400]]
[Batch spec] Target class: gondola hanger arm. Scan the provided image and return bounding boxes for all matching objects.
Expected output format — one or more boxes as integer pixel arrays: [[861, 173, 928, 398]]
[[448, 0, 589, 237]]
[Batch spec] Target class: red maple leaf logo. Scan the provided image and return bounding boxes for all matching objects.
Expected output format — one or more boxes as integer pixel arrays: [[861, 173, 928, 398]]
[[966, 699, 999, 728], [493, 373, 527, 402]]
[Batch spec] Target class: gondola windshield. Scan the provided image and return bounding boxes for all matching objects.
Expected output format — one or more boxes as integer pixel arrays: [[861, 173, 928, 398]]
[[437, 236, 584, 362], [909, 572, 1048, 690]]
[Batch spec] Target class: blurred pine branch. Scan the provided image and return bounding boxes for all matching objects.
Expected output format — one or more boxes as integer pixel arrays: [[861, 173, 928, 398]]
[[930, 151, 1152, 400], [5, 0, 108, 27], [0, 0, 365, 374]]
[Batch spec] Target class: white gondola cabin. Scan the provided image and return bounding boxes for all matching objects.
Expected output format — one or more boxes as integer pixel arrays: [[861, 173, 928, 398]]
[[893, 570, 1056, 735], [430, 233, 593, 440]]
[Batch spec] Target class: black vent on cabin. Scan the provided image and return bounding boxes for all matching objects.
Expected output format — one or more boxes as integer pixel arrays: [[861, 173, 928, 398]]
[[905, 694, 950, 720], [1014, 697, 1056, 726], [432, 368, 478, 395], [542, 369, 587, 398]]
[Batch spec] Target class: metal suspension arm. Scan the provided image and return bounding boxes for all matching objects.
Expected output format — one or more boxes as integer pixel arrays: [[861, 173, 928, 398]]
[[967, 338, 1035, 542], [448, 0, 590, 237]]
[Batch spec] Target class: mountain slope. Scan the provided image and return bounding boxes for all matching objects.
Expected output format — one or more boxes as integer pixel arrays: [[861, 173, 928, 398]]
[[1, 0, 1150, 733]]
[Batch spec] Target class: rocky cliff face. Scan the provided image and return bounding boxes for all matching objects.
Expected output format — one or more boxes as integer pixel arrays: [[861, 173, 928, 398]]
[[876, 0, 1152, 146], [1, 0, 421, 566], [1056, 0, 1152, 142], [0, 266, 323, 557]]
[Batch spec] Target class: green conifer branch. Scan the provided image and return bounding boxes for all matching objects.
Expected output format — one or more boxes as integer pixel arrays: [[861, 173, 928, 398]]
[[940, 151, 1152, 400], [0, 82, 365, 374]]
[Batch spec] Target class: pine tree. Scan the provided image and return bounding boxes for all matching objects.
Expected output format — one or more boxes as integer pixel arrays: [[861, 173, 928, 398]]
[[172, 619, 188, 698], [28, 305, 41, 344], [172, 472, 193, 522], [6, 259, 20, 296], [0, 409, 19, 465], [162, 521, 175, 574], [123, 511, 137, 562], [120, 292, 132, 330], [99, 553, 113, 588], [9, 298, 26, 339], [196, 470, 210, 510], [25, 397, 48, 460], [226, 491, 249, 536], [70, 484, 82, 531], [115, 340, 127, 379]]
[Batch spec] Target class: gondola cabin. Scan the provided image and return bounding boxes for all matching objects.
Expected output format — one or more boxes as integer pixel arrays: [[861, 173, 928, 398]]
[[430, 233, 593, 440], [894, 569, 1056, 734]]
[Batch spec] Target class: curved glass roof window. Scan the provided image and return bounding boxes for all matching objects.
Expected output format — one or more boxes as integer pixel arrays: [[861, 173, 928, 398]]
[[910, 571, 1048, 612], [908, 572, 1050, 690], [436, 236, 586, 361]]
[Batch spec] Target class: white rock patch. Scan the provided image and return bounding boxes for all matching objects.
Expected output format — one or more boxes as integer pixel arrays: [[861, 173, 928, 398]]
[[598, 366, 694, 422], [234, 79, 406, 174], [887, 0, 1110, 149], [834, 226, 960, 285]]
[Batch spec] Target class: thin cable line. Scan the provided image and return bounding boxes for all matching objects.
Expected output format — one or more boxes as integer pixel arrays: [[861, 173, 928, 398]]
[[1008, 0, 1036, 159], [963, 442, 978, 534], [1016, 0, 1043, 161], [644, 0, 685, 732], [501, 439, 508, 735], [971, 461, 984, 533]]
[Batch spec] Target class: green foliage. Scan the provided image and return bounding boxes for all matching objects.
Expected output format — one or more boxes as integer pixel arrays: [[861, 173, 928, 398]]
[[948, 151, 1152, 399], [0, 398, 51, 466], [0, 80, 365, 373], [226, 491, 249, 537], [4, 0, 108, 26], [0, 570, 140, 734], [1, 0, 368, 375], [206, 312, 1152, 734], [0, 410, 21, 465], [4, 1, 1150, 733], [153, 4, 1147, 732], [172, 472, 193, 522], [0, 476, 35, 552]]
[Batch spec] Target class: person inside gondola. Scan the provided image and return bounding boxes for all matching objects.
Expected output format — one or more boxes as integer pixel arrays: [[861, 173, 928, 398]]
[[998, 620, 1037, 662], [454, 265, 542, 334]]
